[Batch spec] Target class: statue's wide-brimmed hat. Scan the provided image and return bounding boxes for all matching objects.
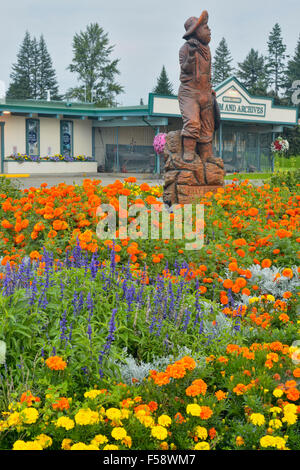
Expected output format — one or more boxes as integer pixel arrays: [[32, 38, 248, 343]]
[[183, 11, 209, 39]]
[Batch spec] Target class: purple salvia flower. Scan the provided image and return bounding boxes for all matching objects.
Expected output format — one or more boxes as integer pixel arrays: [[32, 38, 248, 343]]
[[98, 308, 117, 378]]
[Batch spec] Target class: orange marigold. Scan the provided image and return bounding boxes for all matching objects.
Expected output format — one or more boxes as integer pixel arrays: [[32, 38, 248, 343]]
[[166, 363, 186, 379], [186, 379, 207, 397], [177, 356, 196, 370], [153, 372, 170, 386], [52, 397, 70, 411], [286, 388, 300, 401], [45, 356, 67, 371], [215, 390, 227, 401], [233, 383, 248, 395], [199, 406, 213, 420]]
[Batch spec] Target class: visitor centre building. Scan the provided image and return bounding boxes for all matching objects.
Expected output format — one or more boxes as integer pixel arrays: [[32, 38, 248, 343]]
[[0, 76, 298, 175]]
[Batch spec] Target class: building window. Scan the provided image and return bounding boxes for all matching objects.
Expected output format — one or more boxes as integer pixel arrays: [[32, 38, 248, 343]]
[[26, 119, 40, 156], [60, 120, 73, 157]]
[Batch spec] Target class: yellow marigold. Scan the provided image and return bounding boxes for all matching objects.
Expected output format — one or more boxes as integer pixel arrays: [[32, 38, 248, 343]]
[[23, 441, 43, 450], [273, 388, 284, 397], [13, 440, 28, 451], [283, 403, 297, 414], [260, 435, 275, 448], [7, 411, 22, 427], [282, 413, 297, 425], [35, 434, 52, 449], [13, 440, 43, 450], [249, 413, 265, 426], [111, 427, 127, 440], [106, 408, 122, 421], [194, 441, 210, 450], [70, 442, 99, 450], [158, 415, 172, 427], [194, 426, 208, 440], [61, 438, 73, 450], [103, 444, 119, 450], [260, 435, 286, 450], [75, 408, 99, 426], [151, 425, 168, 440], [186, 404, 201, 417], [84, 389, 103, 399], [0, 420, 9, 431], [120, 408, 131, 420], [269, 419, 282, 429], [138, 415, 155, 428], [269, 407, 282, 414], [91, 434, 108, 447], [20, 407, 39, 424], [56, 416, 75, 430]]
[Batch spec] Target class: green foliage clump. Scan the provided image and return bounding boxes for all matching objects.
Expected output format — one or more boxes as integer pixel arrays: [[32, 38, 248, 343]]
[[269, 168, 300, 191]]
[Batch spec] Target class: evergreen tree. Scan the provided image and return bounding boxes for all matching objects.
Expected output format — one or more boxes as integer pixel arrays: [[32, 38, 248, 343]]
[[237, 49, 268, 95], [66, 23, 123, 106], [31, 37, 40, 99], [153, 66, 174, 95], [212, 37, 234, 86], [6, 31, 34, 99], [6, 32, 60, 100], [265, 23, 287, 97], [284, 34, 300, 105], [38, 35, 61, 100]]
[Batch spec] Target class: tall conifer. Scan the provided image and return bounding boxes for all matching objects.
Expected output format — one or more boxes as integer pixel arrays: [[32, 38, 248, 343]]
[[212, 37, 234, 86]]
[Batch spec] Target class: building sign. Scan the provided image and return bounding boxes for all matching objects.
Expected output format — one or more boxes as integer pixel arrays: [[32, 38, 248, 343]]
[[217, 86, 266, 117], [217, 101, 266, 117]]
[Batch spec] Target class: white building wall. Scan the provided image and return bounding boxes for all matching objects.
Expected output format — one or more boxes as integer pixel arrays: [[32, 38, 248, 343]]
[[39, 118, 60, 155], [73, 119, 92, 156], [0, 115, 26, 155], [0, 115, 93, 158]]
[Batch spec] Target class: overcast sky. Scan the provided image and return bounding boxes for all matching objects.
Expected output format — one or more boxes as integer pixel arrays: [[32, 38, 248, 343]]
[[1, 0, 299, 105]]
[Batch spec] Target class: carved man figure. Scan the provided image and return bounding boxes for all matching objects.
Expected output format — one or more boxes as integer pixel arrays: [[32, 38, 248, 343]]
[[162, 11, 224, 205], [178, 11, 217, 163]]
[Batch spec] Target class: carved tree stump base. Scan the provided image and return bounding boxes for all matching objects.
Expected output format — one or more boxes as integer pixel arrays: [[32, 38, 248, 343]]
[[163, 130, 226, 205], [176, 184, 223, 204]]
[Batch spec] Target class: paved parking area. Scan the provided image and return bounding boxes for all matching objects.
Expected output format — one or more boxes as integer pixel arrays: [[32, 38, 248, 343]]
[[3, 172, 262, 190], [5, 173, 164, 190]]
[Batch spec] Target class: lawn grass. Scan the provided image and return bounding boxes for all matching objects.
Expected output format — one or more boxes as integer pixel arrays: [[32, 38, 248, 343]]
[[226, 172, 272, 180]]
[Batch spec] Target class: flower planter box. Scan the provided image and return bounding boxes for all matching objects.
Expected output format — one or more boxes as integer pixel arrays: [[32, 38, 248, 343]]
[[4, 160, 98, 175]]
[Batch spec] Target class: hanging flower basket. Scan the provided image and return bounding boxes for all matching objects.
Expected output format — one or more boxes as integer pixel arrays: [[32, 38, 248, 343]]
[[153, 133, 167, 155], [271, 136, 289, 156]]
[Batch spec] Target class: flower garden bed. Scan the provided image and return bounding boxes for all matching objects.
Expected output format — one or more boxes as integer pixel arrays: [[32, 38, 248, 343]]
[[0, 176, 299, 451], [4, 154, 98, 175]]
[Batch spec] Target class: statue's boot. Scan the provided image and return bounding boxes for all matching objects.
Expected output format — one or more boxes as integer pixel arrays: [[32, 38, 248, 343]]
[[197, 142, 213, 162], [182, 136, 196, 162]]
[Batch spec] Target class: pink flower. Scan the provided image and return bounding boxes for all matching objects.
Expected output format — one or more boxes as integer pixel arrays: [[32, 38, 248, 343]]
[[153, 133, 166, 154]]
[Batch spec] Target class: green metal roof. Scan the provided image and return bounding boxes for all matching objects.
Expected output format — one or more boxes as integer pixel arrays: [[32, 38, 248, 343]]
[[0, 98, 149, 118]]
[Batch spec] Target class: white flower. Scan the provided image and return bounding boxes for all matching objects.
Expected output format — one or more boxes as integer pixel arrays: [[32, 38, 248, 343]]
[[0, 341, 6, 364]]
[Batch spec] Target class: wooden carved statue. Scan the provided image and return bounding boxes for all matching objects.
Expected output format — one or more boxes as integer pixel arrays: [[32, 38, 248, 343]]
[[163, 11, 225, 205]]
